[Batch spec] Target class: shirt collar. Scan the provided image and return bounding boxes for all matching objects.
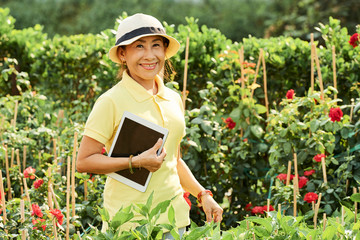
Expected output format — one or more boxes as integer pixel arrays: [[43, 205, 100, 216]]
[[120, 71, 171, 102]]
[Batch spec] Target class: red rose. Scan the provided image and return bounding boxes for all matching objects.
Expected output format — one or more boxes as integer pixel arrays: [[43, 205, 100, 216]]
[[276, 173, 287, 183], [50, 209, 64, 226], [276, 173, 294, 183], [304, 192, 318, 203], [33, 179, 44, 189], [24, 166, 36, 179], [304, 169, 315, 176], [262, 205, 275, 212], [243, 138, 248, 142], [297, 176, 309, 189], [31, 204, 43, 218], [251, 206, 265, 215], [286, 89, 295, 100], [349, 33, 359, 48], [313, 154, 326, 163], [329, 107, 343, 122], [183, 192, 191, 208], [225, 117, 236, 129], [245, 203, 253, 211], [32, 218, 46, 231]]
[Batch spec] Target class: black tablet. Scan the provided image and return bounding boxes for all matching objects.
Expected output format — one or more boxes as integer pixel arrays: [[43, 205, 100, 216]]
[[107, 111, 168, 192]]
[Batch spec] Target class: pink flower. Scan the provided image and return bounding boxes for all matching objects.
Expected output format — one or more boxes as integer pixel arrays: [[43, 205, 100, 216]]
[[224, 117, 236, 129], [313, 154, 326, 163], [304, 192, 318, 203], [31, 204, 43, 218], [286, 89, 295, 100], [329, 107, 343, 122], [251, 206, 265, 215], [297, 176, 309, 189], [349, 33, 359, 48], [50, 209, 64, 226], [304, 169, 315, 176], [183, 192, 191, 208], [24, 166, 36, 179], [33, 179, 44, 189]]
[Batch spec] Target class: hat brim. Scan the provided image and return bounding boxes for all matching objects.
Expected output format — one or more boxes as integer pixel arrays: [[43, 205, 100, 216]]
[[108, 34, 180, 64]]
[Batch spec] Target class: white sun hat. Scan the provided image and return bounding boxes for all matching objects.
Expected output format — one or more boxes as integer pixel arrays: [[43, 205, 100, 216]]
[[108, 13, 180, 64]]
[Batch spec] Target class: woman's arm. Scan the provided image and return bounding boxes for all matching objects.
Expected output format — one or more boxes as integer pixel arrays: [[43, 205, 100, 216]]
[[176, 149, 223, 223], [76, 135, 166, 174]]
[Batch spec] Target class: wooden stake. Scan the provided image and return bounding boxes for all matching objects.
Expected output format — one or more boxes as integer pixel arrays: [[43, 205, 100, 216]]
[[182, 37, 190, 109], [310, 34, 314, 95], [84, 174, 88, 201], [342, 205, 345, 225], [293, 152, 299, 193], [293, 177, 297, 217], [238, 46, 246, 98], [10, 147, 14, 168], [38, 151, 41, 167], [13, 100, 18, 129], [66, 156, 71, 240], [313, 193, 322, 229], [354, 187, 357, 223], [261, 52, 269, 117], [246, 214, 249, 230], [4, 145, 12, 200], [0, 171, 7, 225], [350, 98, 355, 122], [321, 156, 328, 184], [20, 199, 26, 240], [251, 49, 263, 98], [313, 45, 324, 101], [53, 138, 57, 168], [323, 213, 327, 231], [48, 168, 53, 208], [267, 199, 270, 217], [22, 145, 27, 171], [23, 178, 32, 212], [332, 46, 337, 101], [286, 160, 292, 186], [16, 149, 24, 195], [49, 184, 60, 210], [278, 204, 281, 215], [72, 132, 78, 218]]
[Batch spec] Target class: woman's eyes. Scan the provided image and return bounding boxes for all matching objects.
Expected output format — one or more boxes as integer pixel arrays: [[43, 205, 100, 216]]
[[135, 43, 162, 48]]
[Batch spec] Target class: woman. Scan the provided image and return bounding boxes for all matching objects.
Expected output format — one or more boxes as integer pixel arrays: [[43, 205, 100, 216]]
[[76, 13, 223, 237]]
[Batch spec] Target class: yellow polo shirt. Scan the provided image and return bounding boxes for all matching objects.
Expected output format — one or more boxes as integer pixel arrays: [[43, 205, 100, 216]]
[[84, 71, 190, 231]]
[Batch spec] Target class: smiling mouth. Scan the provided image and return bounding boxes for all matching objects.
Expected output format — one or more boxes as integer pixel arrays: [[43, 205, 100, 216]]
[[141, 63, 157, 70]]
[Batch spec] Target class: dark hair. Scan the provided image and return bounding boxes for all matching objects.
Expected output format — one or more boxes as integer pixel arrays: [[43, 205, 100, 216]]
[[116, 37, 176, 81]]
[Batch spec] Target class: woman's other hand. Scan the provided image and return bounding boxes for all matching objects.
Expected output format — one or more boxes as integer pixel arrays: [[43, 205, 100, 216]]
[[132, 138, 166, 172], [201, 195, 223, 223]]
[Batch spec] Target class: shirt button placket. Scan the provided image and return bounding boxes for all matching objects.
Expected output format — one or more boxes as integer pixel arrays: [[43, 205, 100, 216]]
[[153, 96, 167, 127]]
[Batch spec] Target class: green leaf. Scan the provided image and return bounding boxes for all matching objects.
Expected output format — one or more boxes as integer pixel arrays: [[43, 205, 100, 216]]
[[250, 125, 264, 139], [168, 205, 176, 225], [230, 108, 241, 119], [110, 205, 133, 230], [322, 225, 337, 240], [255, 104, 267, 114], [283, 142, 292, 154], [350, 193, 360, 202], [247, 217, 273, 233], [149, 200, 171, 220], [310, 119, 320, 132]]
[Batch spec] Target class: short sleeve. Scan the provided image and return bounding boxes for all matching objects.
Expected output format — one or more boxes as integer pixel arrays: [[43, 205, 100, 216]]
[[83, 96, 116, 145]]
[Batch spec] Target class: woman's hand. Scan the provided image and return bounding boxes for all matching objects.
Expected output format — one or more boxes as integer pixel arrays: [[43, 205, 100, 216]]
[[201, 195, 223, 223], [132, 138, 166, 172]]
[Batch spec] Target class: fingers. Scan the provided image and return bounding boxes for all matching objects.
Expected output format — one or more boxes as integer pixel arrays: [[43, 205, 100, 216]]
[[152, 138, 163, 152]]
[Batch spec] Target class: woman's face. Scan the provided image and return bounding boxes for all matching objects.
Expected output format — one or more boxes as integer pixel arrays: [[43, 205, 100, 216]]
[[118, 36, 166, 86]]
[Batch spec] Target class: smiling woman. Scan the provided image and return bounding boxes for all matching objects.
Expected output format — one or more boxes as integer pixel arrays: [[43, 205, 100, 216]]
[[76, 13, 223, 239]]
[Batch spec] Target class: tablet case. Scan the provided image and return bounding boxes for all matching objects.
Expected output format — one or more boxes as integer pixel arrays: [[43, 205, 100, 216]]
[[106, 111, 168, 192]]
